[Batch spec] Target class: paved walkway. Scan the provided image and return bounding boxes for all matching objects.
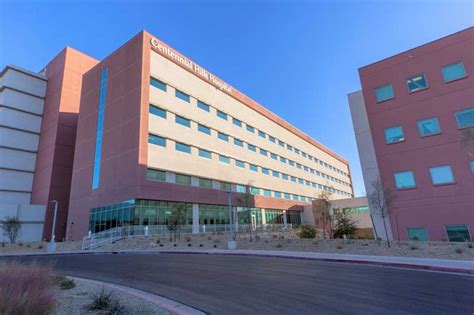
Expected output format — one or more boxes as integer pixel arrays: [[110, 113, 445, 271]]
[[3, 248, 473, 274]]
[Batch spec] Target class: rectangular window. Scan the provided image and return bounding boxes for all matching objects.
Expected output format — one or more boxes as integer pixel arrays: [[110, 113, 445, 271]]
[[148, 134, 166, 147], [220, 182, 231, 191], [175, 142, 191, 154], [471, 161, 474, 174], [250, 164, 258, 172], [149, 105, 166, 118], [301, 196, 307, 202], [272, 170, 279, 177], [235, 160, 245, 168], [430, 165, 454, 185], [293, 194, 299, 201], [92, 68, 108, 189], [271, 153, 277, 160], [417, 117, 441, 137], [455, 108, 474, 129], [198, 149, 212, 159], [248, 144, 256, 152], [278, 140, 285, 147], [298, 178, 304, 184], [407, 74, 428, 92], [250, 187, 260, 195], [294, 148, 300, 154], [375, 84, 394, 103], [234, 138, 243, 147], [304, 166, 309, 172], [280, 157, 286, 164], [442, 61, 466, 82], [289, 160, 295, 166], [258, 130, 266, 138], [287, 144, 293, 151], [175, 115, 190, 127], [197, 100, 210, 112], [282, 174, 288, 180], [261, 168, 269, 175], [263, 189, 272, 197], [175, 174, 191, 185], [217, 110, 227, 120], [198, 124, 211, 135], [384, 126, 405, 144], [284, 193, 291, 200], [446, 225, 471, 242], [269, 136, 276, 143], [236, 184, 246, 193], [199, 178, 212, 188], [219, 155, 230, 164], [246, 124, 255, 133], [147, 169, 165, 181], [232, 118, 242, 127], [302, 152, 307, 158], [291, 176, 296, 182], [175, 89, 190, 102], [260, 148, 267, 156], [274, 191, 282, 198], [407, 228, 428, 241], [218, 132, 229, 142], [394, 171, 416, 189], [296, 164, 302, 169], [150, 77, 166, 91]]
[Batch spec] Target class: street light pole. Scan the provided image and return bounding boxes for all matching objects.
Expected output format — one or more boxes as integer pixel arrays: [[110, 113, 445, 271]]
[[227, 191, 236, 249], [47, 200, 58, 253]]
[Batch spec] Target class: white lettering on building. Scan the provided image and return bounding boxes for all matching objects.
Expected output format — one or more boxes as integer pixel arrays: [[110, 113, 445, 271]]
[[151, 38, 232, 93]]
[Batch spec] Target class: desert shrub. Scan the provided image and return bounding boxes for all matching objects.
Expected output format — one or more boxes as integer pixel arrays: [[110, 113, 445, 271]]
[[468, 243, 473, 249], [17, 241, 24, 247], [272, 234, 278, 239], [188, 243, 192, 247], [159, 244, 164, 247], [1, 242, 5, 247], [185, 236, 192, 242], [89, 287, 125, 314], [275, 243, 282, 248], [0, 262, 56, 315], [55, 274, 76, 290], [156, 239, 160, 244], [455, 248, 463, 254], [298, 224, 316, 239], [255, 235, 261, 241], [410, 245, 417, 250], [1, 217, 21, 244], [336, 244, 343, 250], [199, 244, 203, 247], [173, 244, 177, 247], [213, 244, 217, 248]]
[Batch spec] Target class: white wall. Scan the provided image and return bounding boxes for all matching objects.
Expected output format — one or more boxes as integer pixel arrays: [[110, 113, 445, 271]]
[[348, 91, 393, 240]]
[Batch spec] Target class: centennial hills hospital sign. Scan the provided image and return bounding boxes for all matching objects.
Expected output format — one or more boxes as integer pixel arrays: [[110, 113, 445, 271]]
[[150, 38, 232, 93]]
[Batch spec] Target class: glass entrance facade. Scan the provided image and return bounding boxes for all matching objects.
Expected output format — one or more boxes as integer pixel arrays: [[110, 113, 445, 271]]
[[88, 199, 302, 233]]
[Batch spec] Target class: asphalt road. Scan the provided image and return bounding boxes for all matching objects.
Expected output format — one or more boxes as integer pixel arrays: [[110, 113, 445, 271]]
[[3, 253, 473, 314]]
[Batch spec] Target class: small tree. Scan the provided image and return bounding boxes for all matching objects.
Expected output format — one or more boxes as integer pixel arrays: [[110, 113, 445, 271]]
[[237, 181, 255, 242], [312, 190, 333, 239], [167, 204, 186, 242], [367, 177, 396, 247], [333, 209, 357, 239], [461, 129, 474, 158], [2, 216, 21, 244]]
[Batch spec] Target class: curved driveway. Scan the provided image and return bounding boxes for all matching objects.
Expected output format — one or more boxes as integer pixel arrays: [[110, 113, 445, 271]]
[[4, 253, 474, 314]]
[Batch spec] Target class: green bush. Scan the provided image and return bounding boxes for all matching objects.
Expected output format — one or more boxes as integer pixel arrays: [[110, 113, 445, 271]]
[[88, 287, 125, 314], [298, 224, 316, 239], [54, 274, 76, 290]]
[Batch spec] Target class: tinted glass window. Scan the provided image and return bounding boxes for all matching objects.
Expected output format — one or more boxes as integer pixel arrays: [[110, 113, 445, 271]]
[[218, 132, 229, 141], [407, 74, 428, 92], [417, 117, 441, 137], [149, 105, 166, 118], [455, 108, 474, 129], [176, 174, 191, 185], [197, 100, 210, 112], [148, 134, 166, 147], [199, 149, 211, 159], [232, 118, 242, 127], [394, 171, 416, 189], [375, 84, 394, 102], [175, 115, 190, 127], [175, 142, 191, 153], [446, 225, 471, 242], [175, 90, 190, 102], [147, 169, 166, 181], [384, 126, 405, 144], [198, 124, 211, 135], [217, 110, 227, 120], [442, 62, 466, 82], [407, 228, 428, 241], [235, 160, 245, 168], [199, 178, 212, 188], [219, 155, 230, 164], [150, 77, 166, 91], [430, 165, 454, 185], [234, 138, 243, 147]]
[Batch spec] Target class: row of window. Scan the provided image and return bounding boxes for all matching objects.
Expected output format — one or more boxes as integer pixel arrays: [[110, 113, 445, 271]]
[[408, 225, 471, 242], [147, 168, 322, 203], [148, 132, 352, 197], [394, 162, 474, 189], [375, 61, 467, 103], [149, 104, 351, 189], [147, 134, 352, 197], [150, 76, 350, 179], [385, 108, 474, 144]]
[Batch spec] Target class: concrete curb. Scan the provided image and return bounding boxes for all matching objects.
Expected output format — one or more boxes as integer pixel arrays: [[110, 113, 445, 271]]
[[2, 249, 473, 275], [69, 276, 206, 315]]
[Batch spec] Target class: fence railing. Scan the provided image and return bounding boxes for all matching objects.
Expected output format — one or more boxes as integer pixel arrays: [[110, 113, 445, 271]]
[[82, 223, 293, 250]]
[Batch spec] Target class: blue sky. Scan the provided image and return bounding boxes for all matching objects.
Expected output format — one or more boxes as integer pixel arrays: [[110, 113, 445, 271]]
[[1, 0, 472, 196]]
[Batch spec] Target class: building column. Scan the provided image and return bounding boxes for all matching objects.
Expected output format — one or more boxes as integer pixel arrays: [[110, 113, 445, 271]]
[[261, 209, 266, 225], [283, 210, 288, 228], [192, 204, 199, 234]]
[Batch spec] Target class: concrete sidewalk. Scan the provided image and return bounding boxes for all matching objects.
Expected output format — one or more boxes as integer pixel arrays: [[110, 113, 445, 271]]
[[3, 248, 473, 275]]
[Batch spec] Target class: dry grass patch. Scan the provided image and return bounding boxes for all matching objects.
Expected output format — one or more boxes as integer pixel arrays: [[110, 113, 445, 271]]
[[0, 261, 56, 315]]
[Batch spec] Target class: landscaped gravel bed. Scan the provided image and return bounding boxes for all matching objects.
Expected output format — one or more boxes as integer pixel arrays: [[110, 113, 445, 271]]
[[2, 230, 473, 261], [57, 277, 174, 314]]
